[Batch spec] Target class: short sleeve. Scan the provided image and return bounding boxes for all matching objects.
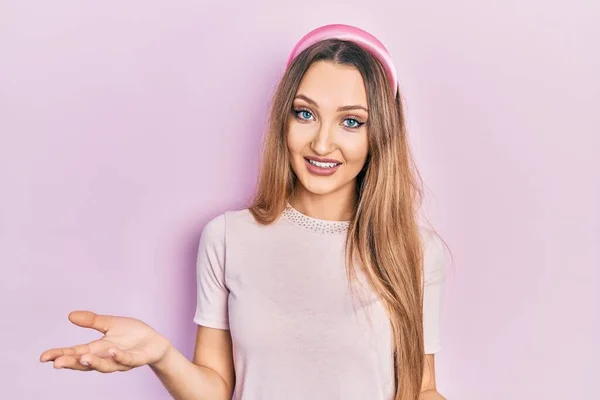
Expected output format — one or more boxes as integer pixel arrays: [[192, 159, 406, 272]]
[[193, 214, 230, 330], [421, 228, 447, 354]]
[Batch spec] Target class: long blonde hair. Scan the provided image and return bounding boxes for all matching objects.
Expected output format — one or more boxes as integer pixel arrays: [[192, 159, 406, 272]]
[[249, 39, 428, 400]]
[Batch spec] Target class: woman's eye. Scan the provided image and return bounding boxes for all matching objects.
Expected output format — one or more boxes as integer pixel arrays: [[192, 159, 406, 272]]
[[294, 109, 314, 121], [343, 118, 364, 129]]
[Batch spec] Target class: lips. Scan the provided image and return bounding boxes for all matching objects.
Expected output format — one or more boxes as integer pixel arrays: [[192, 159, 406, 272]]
[[304, 156, 342, 164], [303, 156, 342, 176]]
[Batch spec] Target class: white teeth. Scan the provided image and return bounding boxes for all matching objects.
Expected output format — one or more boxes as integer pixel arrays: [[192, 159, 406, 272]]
[[308, 159, 339, 168]]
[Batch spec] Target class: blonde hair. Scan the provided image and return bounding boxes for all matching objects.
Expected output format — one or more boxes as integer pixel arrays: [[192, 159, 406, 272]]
[[250, 39, 429, 400]]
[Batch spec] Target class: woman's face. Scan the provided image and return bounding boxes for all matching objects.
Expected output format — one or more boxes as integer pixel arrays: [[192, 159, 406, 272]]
[[287, 61, 369, 198]]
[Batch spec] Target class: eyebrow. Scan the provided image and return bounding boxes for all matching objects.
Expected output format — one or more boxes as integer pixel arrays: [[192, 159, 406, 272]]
[[294, 94, 369, 113]]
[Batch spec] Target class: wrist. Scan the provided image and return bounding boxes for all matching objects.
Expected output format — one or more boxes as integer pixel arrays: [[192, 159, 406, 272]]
[[150, 340, 175, 372]]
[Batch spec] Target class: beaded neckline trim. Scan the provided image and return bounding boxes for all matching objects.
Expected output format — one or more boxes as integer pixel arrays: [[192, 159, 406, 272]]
[[282, 204, 350, 234]]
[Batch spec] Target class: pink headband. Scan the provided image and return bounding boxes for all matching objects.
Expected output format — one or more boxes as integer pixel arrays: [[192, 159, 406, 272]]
[[285, 24, 398, 97]]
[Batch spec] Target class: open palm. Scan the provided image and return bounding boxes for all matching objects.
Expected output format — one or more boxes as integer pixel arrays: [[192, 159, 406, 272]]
[[39, 310, 171, 373]]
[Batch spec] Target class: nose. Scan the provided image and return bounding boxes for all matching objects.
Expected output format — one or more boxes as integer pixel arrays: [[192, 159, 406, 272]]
[[310, 121, 336, 155]]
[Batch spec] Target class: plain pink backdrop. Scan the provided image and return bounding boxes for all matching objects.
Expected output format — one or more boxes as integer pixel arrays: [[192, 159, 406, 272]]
[[1, 1, 598, 399]]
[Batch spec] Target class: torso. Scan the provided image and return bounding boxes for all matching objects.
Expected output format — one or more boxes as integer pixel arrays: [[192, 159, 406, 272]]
[[223, 207, 395, 400]]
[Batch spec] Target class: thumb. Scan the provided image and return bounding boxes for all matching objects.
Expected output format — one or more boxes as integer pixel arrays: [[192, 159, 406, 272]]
[[68, 310, 113, 334]]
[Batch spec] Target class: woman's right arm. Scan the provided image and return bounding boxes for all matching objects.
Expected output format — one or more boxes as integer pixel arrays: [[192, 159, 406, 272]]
[[152, 213, 235, 399], [40, 312, 235, 400], [41, 215, 235, 398], [150, 326, 235, 400]]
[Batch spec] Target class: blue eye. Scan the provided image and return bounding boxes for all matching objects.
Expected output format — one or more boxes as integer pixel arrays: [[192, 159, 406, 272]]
[[294, 109, 314, 121], [343, 118, 364, 129]]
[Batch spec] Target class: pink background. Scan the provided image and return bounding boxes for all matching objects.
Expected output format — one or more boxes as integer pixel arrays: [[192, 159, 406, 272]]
[[1, 1, 598, 399]]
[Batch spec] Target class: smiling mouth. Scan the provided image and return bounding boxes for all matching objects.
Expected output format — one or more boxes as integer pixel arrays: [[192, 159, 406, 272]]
[[304, 158, 341, 169]]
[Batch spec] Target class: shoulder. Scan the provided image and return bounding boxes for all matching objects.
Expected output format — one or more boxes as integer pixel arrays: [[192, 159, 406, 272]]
[[418, 225, 447, 282], [223, 208, 260, 227], [419, 225, 445, 255], [200, 208, 262, 241]]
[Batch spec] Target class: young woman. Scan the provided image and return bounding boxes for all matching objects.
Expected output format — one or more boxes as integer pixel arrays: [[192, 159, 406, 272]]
[[40, 24, 448, 400]]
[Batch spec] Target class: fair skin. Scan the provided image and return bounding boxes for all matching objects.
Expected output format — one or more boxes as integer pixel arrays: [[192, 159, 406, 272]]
[[39, 61, 444, 400], [286, 60, 369, 220]]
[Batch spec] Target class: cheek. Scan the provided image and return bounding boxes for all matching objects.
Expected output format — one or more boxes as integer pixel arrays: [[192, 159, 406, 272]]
[[341, 134, 369, 165], [286, 133, 300, 158], [286, 122, 311, 156]]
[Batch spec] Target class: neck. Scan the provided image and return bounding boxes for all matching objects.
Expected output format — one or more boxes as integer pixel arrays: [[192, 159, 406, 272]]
[[289, 182, 356, 221]]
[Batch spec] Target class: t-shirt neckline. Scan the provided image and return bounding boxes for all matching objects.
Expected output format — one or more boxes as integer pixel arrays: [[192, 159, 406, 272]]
[[282, 203, 350, 235]]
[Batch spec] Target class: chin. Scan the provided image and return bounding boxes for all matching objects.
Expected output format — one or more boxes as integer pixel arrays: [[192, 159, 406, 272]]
[[291, 159, 359, 197], [295, 174, 346, 196], [302, 182, 340, 196]]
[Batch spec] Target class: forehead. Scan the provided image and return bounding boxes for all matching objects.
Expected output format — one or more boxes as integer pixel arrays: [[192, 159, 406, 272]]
[[296, 61, 367, 108]]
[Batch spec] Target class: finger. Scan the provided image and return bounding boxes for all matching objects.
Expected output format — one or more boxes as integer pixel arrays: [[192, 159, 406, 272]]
[[80, 353, 130, 373], [40, 338, 113, 363], [40, 344, 90, 362], [53, 355, 91, 371], [68, 311, 114, 334], [108, 347, 146, 368]]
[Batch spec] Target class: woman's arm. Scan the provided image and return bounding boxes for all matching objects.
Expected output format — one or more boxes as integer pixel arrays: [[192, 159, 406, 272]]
[[420, 390, 446, 400], [39, 312, 234, 399], [420, 354, 446, 400], [150, 326, 235, 400], [151, 214, 235, 400]]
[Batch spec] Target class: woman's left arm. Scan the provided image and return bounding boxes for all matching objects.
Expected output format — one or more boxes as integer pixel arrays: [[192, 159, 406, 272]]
[[419, 390, 446, 400], [419, 354, 446, 400]]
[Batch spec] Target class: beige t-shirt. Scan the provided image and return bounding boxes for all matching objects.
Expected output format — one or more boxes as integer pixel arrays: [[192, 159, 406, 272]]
[[193, 205, 446, 400]]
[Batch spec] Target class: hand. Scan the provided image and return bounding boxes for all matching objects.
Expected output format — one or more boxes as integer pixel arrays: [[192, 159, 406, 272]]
[[40, 310, 172, 373]]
